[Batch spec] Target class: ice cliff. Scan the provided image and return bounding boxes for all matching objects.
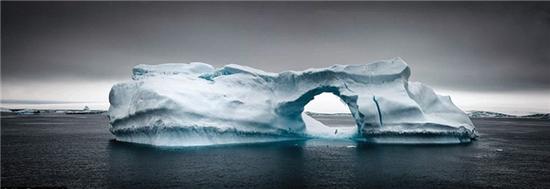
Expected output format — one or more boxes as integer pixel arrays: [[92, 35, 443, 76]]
[[108, 58, 476, 146]]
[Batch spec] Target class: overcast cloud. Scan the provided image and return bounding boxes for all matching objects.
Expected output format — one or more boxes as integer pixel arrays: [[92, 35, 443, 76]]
[[2, 2, 549, 112]]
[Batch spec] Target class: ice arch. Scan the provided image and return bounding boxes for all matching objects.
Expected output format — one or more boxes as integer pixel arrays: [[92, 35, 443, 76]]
[[108, 58, 477, 146], [300, 92, 361, 138], [275, 87, 360, 138], [276, 86, 359, 129]]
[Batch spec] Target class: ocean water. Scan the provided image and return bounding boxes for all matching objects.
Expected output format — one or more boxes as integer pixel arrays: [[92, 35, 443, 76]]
[[1, 113, 550, 188]]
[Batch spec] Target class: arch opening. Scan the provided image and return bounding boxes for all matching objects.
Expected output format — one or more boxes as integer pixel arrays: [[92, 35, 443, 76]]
[[302, 92, 358, 139]]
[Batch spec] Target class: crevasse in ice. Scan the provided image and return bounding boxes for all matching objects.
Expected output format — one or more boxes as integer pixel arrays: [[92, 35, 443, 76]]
[[108, 57, 476, 146]]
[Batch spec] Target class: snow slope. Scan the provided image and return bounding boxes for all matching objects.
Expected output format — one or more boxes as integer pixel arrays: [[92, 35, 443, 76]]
[[108, 58, 476, 146]]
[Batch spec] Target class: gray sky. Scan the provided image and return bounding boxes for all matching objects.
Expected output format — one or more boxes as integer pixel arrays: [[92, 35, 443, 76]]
[[2, 2, 549, 113]]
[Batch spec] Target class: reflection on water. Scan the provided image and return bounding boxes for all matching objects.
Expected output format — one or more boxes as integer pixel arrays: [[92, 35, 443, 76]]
[[105, 139, 477, 188], [106, 139, 309, 188]]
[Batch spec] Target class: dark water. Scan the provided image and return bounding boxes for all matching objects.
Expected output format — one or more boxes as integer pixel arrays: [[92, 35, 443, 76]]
[[2, 113, 550, 188]]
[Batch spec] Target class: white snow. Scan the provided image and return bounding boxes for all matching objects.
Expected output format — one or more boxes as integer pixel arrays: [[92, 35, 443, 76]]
[[302, 112, 356, 139], [108, 57, 476, 146]]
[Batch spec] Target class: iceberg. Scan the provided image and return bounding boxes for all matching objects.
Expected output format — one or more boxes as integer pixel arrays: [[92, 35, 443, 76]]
[[108, 57, 476, 146]]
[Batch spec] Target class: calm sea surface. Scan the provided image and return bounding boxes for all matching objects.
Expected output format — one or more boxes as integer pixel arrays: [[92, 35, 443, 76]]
[[2, 113, 550, 188]]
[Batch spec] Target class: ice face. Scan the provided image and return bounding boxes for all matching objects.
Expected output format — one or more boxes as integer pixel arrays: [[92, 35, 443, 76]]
[[108, 57, 477, 146]]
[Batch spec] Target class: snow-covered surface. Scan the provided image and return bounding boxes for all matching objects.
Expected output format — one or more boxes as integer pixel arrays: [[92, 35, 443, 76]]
[[14, 109, 40, 115], [467, 110, 550, 119], [108, 58, 477, 146], [467, 111, 517, 118], [0, 107, 105, 115], [302, 112, 356, 139]]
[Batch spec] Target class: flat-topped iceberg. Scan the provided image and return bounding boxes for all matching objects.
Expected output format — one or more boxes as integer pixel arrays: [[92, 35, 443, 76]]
[[108, 58, 476, 146]]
